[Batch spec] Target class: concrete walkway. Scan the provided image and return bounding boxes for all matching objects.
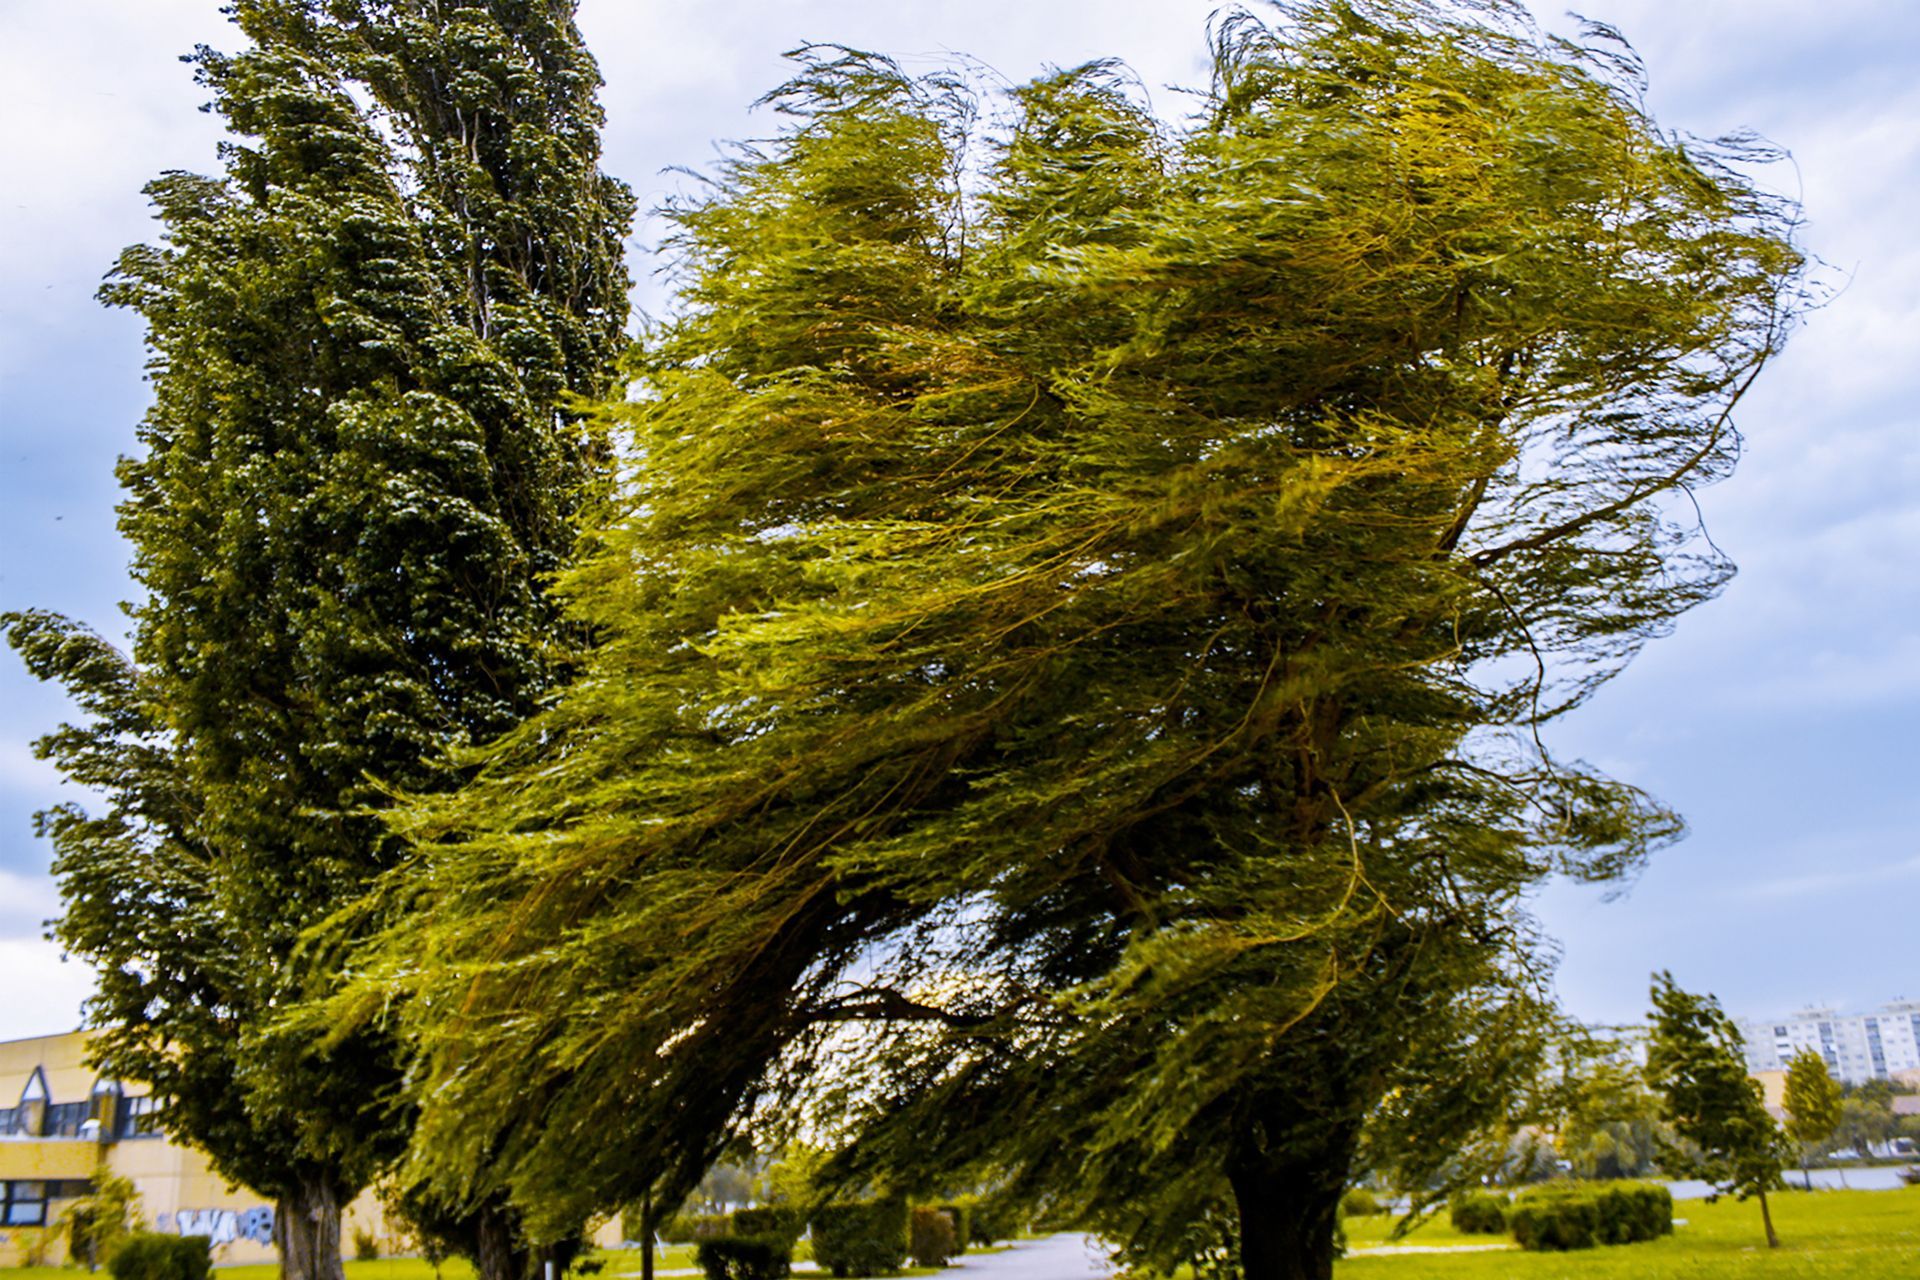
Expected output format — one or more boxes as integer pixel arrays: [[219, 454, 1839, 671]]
[[948, 1235, 1114, 1280], [627, 1235, 1115, 1280]]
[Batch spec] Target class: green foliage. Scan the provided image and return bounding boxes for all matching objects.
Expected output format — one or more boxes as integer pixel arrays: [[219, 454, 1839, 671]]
[[1784, 1049, 1844, 1175], [1554, 1029, 1669, 1181], [1449, 1192, 1507, 1234], [729, 1209, 803, 1247], [1506, 1182, 1671, 1252], [107, 1235, 211, 1280], [339, 0, 1807, 1268], [1339, 1188, 1384, 1218], [62, 1166, 142, 1271], [907, 1207, 955, 1268], [962, 1195, 1020, 1247], [4, 0, 629, 1275], [1646, 974, 1790, 1247], [692, 1237, 791, 1280], [352, 1227, 381, 1262], [808, 1199, 908, 1279]]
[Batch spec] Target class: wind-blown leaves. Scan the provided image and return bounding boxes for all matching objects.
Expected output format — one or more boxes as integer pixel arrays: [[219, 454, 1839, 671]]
[[335, 3, 1807, 1275]]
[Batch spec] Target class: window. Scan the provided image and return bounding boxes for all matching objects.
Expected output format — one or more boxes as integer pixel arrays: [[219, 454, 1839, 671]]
[[41, 1102, 87, 1138], [118, 1095, 163, 1139], [0, 1107, 15, 1134], [3, 1182, 46, 1227]]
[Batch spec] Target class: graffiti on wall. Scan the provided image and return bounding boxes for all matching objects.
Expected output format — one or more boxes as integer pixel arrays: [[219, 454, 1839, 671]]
[[153, 1207, 275, 1246]]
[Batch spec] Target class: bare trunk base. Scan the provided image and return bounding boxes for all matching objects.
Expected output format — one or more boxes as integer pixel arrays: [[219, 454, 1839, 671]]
[[275, 1174, 345, 1280], [1757, 1188, 1780, 1249], [475, 1206, 532, 1280], [1229, 1155, 1348, 1280]]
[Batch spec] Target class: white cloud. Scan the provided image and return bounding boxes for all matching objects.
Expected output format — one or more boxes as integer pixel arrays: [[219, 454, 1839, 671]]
[[0, 938, 91, 1041]]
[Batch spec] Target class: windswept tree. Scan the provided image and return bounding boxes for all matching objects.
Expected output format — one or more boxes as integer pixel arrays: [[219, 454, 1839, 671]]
[[1646, 974, 1790, 1248], [4, 4, 630, 1279], [334, 4, 1805, 1279], [1782, 1047, 1843, 1189]]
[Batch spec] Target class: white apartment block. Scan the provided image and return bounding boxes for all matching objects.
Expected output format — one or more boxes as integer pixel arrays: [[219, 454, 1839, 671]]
[[1737, 999, 1920, 1085]]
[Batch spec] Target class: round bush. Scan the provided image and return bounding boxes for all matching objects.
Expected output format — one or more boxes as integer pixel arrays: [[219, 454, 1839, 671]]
[[1448, 1192, 1508, 1235], [1340, 1188, 1384, 1218], [694, 1235, 792, 1280]]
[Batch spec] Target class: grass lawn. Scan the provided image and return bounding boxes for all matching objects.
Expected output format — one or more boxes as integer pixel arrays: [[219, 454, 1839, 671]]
[[1338, 1186, 1920, 1278]]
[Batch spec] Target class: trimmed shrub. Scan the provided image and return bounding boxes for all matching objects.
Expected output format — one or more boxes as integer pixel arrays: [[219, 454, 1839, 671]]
[[1340, 1188, 1384, 1218], [694, 1235, 792, 1280], [352, 1225, 381, 1261], [935, 1204, 971, 1254], [732, 1207, 804, 1246], [660, 1214, 734, 1244], [1508, 1190, 1597, 1252], [1506, 1182, 1672, 1252], [1448, 1192, 1507, 1235], [1589, 1183, 1674, 1245], [108, 1234, 211, 1280], [810, 1198, 909, 1278], [908, 1207, 956, 1268]]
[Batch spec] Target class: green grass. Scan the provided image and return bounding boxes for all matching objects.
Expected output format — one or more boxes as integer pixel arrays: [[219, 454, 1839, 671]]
[[1337, 1186, 1920, 1279]]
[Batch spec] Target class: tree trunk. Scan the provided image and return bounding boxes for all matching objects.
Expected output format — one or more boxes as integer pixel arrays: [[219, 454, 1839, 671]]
[[639, 1194, 654, 1280], [1227, 1151, 1349, 1280], [275, 1172, 345, 1280], [1756, 1187, 1780, 1249], [474, 1205, 531, 1280]]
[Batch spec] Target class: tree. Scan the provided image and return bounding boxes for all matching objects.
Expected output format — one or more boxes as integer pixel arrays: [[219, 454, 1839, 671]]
[[334, 5, 1806, 1279], [1645, 974, 1789, 1247], [61, 1165, 142, 1272], [1782, 1048, 1842, 1189], [1556, 1031, 1668, 1181], [4, 4, 630, 1280], [1836, 1085, 1899, 1163]]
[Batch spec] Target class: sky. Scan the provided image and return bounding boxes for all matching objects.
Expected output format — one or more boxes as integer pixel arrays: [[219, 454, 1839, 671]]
[[0, 0, 1916, 1040]]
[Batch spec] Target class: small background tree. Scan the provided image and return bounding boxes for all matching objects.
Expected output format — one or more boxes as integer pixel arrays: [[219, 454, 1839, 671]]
[[1645, 973, 1789, 1247], [1782, 1048, 1842, 1189], [62, 1166, 142, 1272]]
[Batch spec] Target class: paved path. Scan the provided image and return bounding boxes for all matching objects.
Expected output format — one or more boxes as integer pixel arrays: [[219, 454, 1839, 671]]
[[949, 1235, 1114, 1280]]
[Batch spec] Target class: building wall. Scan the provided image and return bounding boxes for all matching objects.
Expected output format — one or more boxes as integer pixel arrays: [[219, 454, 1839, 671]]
[[0, 1031, 390, 1268], [1737, 1000, 1920, 1085]]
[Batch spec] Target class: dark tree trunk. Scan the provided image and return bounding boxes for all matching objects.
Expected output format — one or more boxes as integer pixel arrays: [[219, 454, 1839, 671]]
[[1227, 1141, 1353, 1280], [474, 1205, 532, 1280], [639, 1193, 654, 1280], [275, 1172, 345, 1280]]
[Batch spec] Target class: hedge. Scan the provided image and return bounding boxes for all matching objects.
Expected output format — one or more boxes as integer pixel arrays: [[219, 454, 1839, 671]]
[[810, 1197, 909, 1278], [934, 1203, 971, 1253], [908, 1207, 955, 1268], [108, 1235, 211, 1280], [1508, 1182, 1672, 1252], [1448, 1192, 1508, 1235], [731, 1207, 805, 1246], [694, 1235, 792, 1280], [660, 1214, 734, 1244]]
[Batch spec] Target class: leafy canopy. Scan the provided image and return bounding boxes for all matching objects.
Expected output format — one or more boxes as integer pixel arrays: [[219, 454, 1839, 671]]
[[1645, 972, 1789, 1243], [6, 0, 630, 1268], [333, 2, 1806, 1271]]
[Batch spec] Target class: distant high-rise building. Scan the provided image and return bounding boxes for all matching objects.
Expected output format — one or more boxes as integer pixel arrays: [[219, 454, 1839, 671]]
[[1736, 999, 1920, 1085]]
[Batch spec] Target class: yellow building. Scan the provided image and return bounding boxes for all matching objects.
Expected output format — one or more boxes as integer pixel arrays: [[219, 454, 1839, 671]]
[[0, 1031, 390, 1268]]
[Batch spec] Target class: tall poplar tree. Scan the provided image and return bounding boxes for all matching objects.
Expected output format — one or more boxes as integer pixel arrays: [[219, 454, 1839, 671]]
[[4, 4, 630, 1279], [332, 4, 1806, 1278]]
